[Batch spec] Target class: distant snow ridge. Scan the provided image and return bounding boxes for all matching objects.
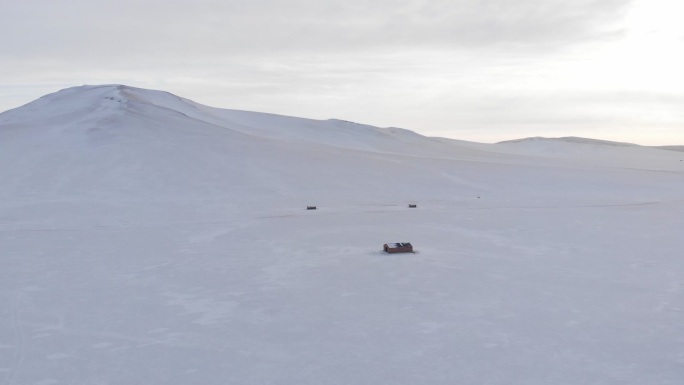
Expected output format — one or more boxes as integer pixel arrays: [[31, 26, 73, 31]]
[[498, 136, 637, 147], [653, 145, 684, 153]]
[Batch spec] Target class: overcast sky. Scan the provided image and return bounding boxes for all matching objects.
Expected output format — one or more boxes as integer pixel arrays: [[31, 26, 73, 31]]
[[1, 0, 682, 144]]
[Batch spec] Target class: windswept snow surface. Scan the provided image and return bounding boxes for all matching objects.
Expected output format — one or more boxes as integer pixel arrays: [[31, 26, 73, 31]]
[[1, 85, 684, 385]]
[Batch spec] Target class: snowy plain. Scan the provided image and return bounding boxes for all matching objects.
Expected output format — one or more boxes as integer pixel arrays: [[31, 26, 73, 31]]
[[1, 85, 684, 384]]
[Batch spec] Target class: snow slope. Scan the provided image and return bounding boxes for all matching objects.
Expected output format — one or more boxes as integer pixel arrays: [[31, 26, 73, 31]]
[[1, 85, 684, 385]]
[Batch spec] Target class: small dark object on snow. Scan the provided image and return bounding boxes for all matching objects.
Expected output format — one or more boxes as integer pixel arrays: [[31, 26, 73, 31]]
[[408, 204, 417, 208], [307, 206, 317, 210], [384, 242, 414, 254]]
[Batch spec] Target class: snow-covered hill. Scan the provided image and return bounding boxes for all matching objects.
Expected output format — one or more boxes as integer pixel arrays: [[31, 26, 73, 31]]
[[654, 145, 684, 153], [1, 85, 683, 385], [498, 136, 638, 147], [495, 136, 684, 170]]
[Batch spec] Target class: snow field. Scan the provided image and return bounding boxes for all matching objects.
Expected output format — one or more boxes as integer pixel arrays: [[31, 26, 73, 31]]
[[1, 84, 684, 384]]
